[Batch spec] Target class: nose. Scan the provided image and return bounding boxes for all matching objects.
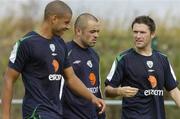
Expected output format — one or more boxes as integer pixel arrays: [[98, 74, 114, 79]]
[[66, 23, 71, 30], [94, 32, 99, 38], [136, 32, 142, 38]]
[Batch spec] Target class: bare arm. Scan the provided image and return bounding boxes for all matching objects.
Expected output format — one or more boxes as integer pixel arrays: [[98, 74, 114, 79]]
[[169, 87, 180, 108], [2, 67, 20, 119], [63, 67, 105, 114], [105, 85, 139, 98]]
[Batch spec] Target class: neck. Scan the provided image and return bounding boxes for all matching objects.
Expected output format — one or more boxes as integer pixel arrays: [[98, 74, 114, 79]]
[[135, 47, 152, 56], [73, 36, 87, 49], [36, 22, 53, 40]]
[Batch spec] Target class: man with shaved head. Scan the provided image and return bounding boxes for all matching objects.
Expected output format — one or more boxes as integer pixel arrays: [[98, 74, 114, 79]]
[[2, 1, 105, 119], [63, 13, 106, 119]]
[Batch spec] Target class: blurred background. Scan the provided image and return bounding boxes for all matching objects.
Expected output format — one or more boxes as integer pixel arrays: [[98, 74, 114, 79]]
[[0, 0, 180, 118]]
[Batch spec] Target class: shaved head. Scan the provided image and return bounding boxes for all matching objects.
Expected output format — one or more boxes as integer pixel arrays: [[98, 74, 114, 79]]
[[44, 0, 72, 20], [74, 13, 98, 31]]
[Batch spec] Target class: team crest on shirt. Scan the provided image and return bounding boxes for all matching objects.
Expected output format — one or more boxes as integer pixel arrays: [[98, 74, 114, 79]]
[[148, 75, 157, 88], [87, 60, 93, 68], [146, 61, 153, 68], [50, 44, 55, 52], [52, 59, 59, 72], [89, 72, 96, 86], [50, 44, 57, 56]]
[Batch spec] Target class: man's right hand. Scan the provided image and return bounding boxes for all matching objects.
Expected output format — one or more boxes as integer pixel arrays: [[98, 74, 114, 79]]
[[105, 85, 139, 98], [91, 96, 106, 114], [117, 86, 139, 97]]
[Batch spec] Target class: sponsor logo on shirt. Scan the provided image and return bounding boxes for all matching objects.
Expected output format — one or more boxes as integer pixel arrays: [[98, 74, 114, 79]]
[[49, 59, 63, 81], [73, 60, 81, 64], [49, 74, 63, 81], [52, 53, 57, 56], [148, 69, 155, 72], [144, 89, 163, 96], [143, 74, 163, 96], [88, 86, 99, 94], [68, 50, 72, 56], [89, 72, 96, 86]]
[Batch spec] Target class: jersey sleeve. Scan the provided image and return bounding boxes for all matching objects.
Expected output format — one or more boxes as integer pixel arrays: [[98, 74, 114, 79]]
[[164, 58, 178, 91], [8, 40, 31, 73], [105, 56, 125, 87], [63, 44, 71, 69]]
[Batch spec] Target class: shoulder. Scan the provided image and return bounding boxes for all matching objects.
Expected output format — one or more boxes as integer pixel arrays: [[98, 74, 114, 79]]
[[54, 36, 66, 45], [153, 50, 170, 69], [89, 47, 99, 60], [116, 48, 134, 62], [89, 48, 99, 56], [14, 31, 38, 49], [66, 41, 74, 50], [153, 50, 168, 60], [53, 36, 69, 53], [18, 31, 41, 45]]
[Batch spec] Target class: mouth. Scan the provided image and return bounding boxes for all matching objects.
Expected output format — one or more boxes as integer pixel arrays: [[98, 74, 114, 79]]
[[92, 39, 97, 43], [60, 28, 68, 33], [135, 39, 143, 43], [135, 40, 144, 46]]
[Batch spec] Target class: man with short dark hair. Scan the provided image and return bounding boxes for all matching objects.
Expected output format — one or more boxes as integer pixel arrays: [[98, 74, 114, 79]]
[[63, 13, 105, 119], [104, 15, 180, 119], [2, 1, 105, 119]]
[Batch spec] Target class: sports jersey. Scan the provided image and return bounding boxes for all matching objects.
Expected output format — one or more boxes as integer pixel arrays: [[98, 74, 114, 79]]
[[105, 48, 178, 119], [63, 41, 105, 119], [8, 31, 71, 119]]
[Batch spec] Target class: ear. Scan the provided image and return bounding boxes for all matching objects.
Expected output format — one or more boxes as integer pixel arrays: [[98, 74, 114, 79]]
[[50, 15, 58, 24], [75, 28, 82, 36], [151, 32, 156, 39]]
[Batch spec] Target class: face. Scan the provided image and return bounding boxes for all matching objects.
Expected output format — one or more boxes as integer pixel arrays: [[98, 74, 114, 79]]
[[132, 23, 155, 50], [78, 20, 100, 48], [51, 13, 72, 36]]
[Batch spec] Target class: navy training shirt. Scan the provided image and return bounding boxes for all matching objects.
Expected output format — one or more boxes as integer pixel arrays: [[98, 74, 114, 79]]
[[105, 48, 178, 119], [63, 41, 105, 119], [8, 31, 71, 119]]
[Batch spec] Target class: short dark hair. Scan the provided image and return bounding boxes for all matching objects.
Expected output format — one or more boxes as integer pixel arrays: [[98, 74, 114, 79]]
[[131, 16, 156, 33], [74, 13, 98, 30], [44, 0, 72, 20]]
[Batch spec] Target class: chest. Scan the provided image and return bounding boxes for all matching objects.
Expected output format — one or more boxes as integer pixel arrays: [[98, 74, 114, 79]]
[[29, 40, 66, 74], [125, 54, 165, 88], [70, 49, 99, 72], [69, 49, 100, 87]]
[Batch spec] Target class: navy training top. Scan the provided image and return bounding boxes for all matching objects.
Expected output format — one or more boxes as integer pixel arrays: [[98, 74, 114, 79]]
[[105, 48, 178, 119], [8, 31, 71, 119], [63, 41, 105, 119]]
